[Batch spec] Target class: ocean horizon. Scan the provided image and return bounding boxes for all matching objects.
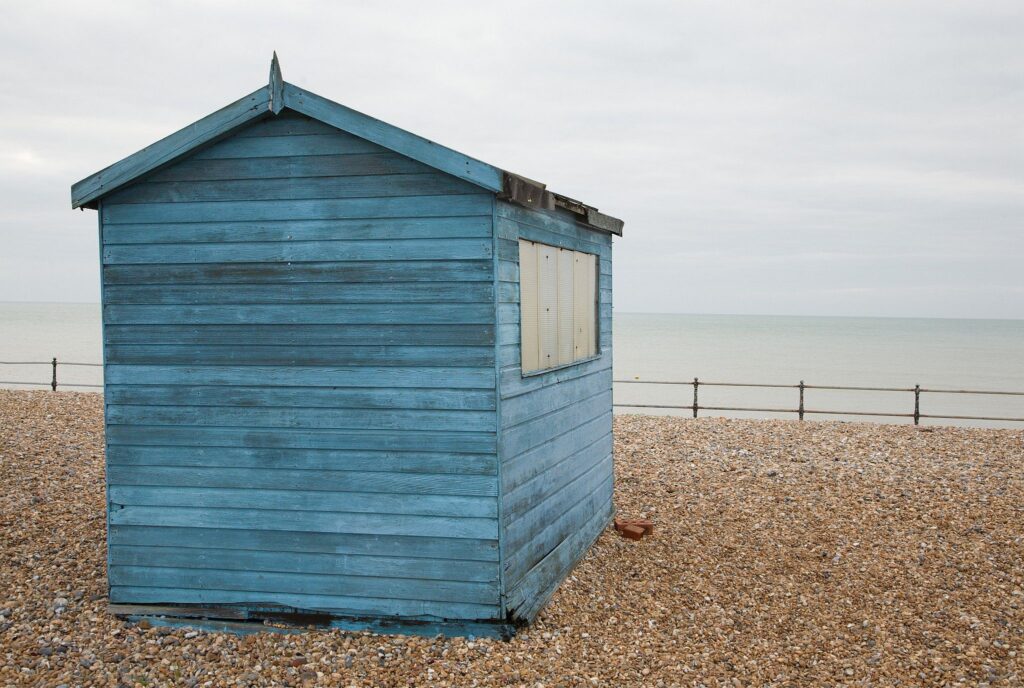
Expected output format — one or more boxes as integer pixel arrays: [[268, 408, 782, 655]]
[[2, 301, 1023, 427]]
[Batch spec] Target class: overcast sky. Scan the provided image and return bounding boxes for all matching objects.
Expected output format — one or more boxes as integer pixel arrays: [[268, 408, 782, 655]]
[[1, 1, 1021, 318]]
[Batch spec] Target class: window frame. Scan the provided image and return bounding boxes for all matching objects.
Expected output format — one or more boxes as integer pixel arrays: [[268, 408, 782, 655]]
[[518, 239, 600, 377]]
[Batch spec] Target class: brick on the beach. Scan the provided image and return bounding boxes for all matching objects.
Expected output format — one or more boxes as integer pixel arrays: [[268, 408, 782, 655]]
[[614, 518, 654, 536], [618, 524, 646, 540]]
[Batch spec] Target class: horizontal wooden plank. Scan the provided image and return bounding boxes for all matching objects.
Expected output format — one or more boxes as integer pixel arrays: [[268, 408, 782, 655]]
[[109, 486, 496, 518], [103, 260, 494, 285], [110, 565, 496, 605], [101, 194, 493, 224], [501, 368, 612, 428], [103, 216, 491, 245], [103, 303, 494, 325], [110, 585, 499, 621], [284, 84, 503, 192], [104, 282, 494, 305], [105, 365, 494, 388], [106, 445, 496, 475], [500, 355, 611, 399], [501, 390, 612, 458], [502, 413, 612, 491], [504, 474, 613, 585], [503, 435, 612, 523], [109, 545, 496, 583], [106, 425, 496, 453], [109, 506, 497, 540], [109, 525, 498, 561], [144, 153, 433, 183], [505, 499, 611, 621], [192, 133, 386, 159], [106, 404, 495, 432], [107, 464, 496, 496], [104, 344, 494, 368], [497, 203, 612, 247], [105, 385, 496, 412], [72, 87, 270, 208], [503, 453, 613, 551], [234, 114, 340, 137], [106, 173, 480, 205], [103, 238, 492, 264], [104, 324, 495, 346]]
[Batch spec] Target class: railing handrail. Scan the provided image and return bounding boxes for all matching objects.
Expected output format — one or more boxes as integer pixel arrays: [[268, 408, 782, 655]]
[[0, 361, 102, 366], [614, 377, 1024, 424], [0, 358, 104, 391], [614, 379, 1024, 396]]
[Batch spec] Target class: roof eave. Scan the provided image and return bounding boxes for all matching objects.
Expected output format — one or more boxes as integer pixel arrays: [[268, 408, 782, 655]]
[[71, 85, 272, 209], [71, 55, 622, 236], [497, 172, 624, 236]]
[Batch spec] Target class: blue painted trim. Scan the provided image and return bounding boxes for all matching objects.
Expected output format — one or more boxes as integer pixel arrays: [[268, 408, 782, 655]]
[[489, 196, 510, 617], [72, 87, 271, 208], [97, 200, 112, 602]]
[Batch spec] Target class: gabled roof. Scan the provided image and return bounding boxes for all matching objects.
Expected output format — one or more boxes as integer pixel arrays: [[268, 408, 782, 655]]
[[71, 54, 623, 236]]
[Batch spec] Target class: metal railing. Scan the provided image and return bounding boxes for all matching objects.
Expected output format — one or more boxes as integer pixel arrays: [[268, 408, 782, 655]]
[[0, 358, 103, 390], [614, 378, 1024, 424], [3, 361, 1023, 425]]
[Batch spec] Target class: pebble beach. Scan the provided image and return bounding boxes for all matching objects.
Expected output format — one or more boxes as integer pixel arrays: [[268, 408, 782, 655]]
[[1, 390, 1021, 686]]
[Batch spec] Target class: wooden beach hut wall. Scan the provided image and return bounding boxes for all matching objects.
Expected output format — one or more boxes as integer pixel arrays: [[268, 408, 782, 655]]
[[71, 56, 623, 637]]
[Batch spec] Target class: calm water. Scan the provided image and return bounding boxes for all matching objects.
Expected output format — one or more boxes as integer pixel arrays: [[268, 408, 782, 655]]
[[2, 303, 1023, 427]]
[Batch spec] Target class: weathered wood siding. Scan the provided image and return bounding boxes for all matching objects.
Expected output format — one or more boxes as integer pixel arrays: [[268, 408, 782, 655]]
[[495, 201, 614, 621], [100, 110, 501, 621]]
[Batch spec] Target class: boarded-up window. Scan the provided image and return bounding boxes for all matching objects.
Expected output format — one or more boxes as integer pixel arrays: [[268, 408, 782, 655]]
[[519, 239, 598, 374]]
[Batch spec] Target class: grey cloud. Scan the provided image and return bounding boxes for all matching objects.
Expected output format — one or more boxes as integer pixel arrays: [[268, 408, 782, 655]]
[[0, 1, 1021, 317]]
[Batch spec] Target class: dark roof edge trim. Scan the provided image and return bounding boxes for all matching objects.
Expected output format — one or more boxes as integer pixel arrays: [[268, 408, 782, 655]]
[[497, 172, 624, 236]]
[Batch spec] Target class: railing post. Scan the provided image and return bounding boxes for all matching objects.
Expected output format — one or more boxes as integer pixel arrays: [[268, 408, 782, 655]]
[[692, 377, 699, 419], [798, 380, 805, 421], [51, 357, 57, 392], [914, 384, 920, 425]]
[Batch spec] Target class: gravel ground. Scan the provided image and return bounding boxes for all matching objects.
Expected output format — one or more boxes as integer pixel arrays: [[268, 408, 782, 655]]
[[1, 390, 1022, 687]]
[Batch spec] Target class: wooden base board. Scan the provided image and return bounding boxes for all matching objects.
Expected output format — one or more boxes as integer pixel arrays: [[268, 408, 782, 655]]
[[110, 604, 516, 640]]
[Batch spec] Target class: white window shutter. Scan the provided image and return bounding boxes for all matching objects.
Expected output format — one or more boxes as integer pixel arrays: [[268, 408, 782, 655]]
[[518, 240, 539, 373], [556, 248, 574, 366], [586, 252, 597, 356], [572, 251, 587, 359], [537, 244, 559, 369], [520, 239, 599, 374]]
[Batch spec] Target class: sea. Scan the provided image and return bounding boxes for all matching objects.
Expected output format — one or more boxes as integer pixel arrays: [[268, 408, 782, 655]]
[[2, 302, 1023, 428]]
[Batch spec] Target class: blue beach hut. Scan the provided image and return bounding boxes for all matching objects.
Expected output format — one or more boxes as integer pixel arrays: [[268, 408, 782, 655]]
[[71, 55, 623, 637]]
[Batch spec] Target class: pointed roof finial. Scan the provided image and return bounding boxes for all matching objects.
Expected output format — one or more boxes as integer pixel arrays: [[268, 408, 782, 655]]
[[269, 52, 284, 114]]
